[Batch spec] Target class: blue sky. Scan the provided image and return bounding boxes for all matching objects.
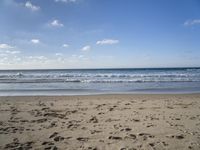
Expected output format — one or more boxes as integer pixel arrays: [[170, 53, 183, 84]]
[[0, 0, 200, 69]]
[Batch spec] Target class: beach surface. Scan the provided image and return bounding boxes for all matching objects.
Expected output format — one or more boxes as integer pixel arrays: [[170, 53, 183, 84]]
[[0, 94, 200, 150]]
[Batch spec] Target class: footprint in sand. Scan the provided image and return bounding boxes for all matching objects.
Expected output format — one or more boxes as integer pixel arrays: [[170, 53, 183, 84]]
[[76, 137, 89, 142], [120, 147, 137, 150], [49, 132, 58, 138], [108, 136, 123, 140], [89, 116, 98, 123], [166, 134, 184, 139], [124, 134, 137, 140], [54, 136, 65, 142], [120, 128, 132, 132], [42, 141, 57, 150], [138, 133, 155, 141], [90, 130, 102, 134], [4, 138, 34, 150], [49, 132, 65, 142]]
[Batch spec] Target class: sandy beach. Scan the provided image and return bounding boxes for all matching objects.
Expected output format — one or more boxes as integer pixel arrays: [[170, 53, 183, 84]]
[[0, 94, 200, 150]]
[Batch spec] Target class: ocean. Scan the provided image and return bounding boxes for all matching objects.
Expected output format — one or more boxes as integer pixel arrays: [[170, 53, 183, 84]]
[[0, 68, 200, 96]]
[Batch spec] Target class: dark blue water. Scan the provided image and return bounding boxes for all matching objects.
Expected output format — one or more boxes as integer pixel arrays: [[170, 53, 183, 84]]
[[0, 68, 200, 96]]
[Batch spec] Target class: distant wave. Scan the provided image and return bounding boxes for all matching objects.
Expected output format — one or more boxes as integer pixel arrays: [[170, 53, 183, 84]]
[[0, 68, 200, 83], [186, 68, 200, 71], [0, 73, 199, 78], [0, 78, 200, 83]]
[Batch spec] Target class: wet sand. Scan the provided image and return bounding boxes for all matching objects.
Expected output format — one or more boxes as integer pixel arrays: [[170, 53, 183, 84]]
[[0, 94, 200, 150]]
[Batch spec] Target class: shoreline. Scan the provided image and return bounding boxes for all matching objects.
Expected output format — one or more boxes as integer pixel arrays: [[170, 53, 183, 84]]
[[0, 94, 200, 149], [0, 92, 200, 98], [1, 92, 200, 97]]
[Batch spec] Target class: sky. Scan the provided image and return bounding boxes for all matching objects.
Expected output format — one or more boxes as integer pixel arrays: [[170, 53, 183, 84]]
[[0, 0, 200, 69]]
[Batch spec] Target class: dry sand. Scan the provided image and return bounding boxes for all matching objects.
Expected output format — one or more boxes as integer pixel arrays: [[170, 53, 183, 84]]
[[0, 94, 200, 150]]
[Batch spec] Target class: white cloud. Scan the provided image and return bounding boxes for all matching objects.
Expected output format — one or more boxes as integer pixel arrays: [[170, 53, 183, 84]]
[[81, 45, 91, 51], [0, 50, 21, 57], [78, 55, 84, 58], [55, 0, 77, 3], [5, 50, 21, 54], [35, 56, 46, 60], [50, 20, 64, 27], [27, 56, 47, 62], [0, 49, 21, 61], [62, 44, 69, 48], [0, 53, 75, 68], [69, 54, 89, 63], [0, 44, 14, 49], [0, 43, 20, 56], [96, 39, 119, 45], [31, 39, 40, 44], [55, 53, 63, 56], [184, 19, 200, 26], [0, 53, 7, 57], [25, 1, 40, 11]]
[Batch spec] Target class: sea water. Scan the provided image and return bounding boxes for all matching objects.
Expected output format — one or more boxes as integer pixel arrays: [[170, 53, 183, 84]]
[[0, 68, 200, 96]]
